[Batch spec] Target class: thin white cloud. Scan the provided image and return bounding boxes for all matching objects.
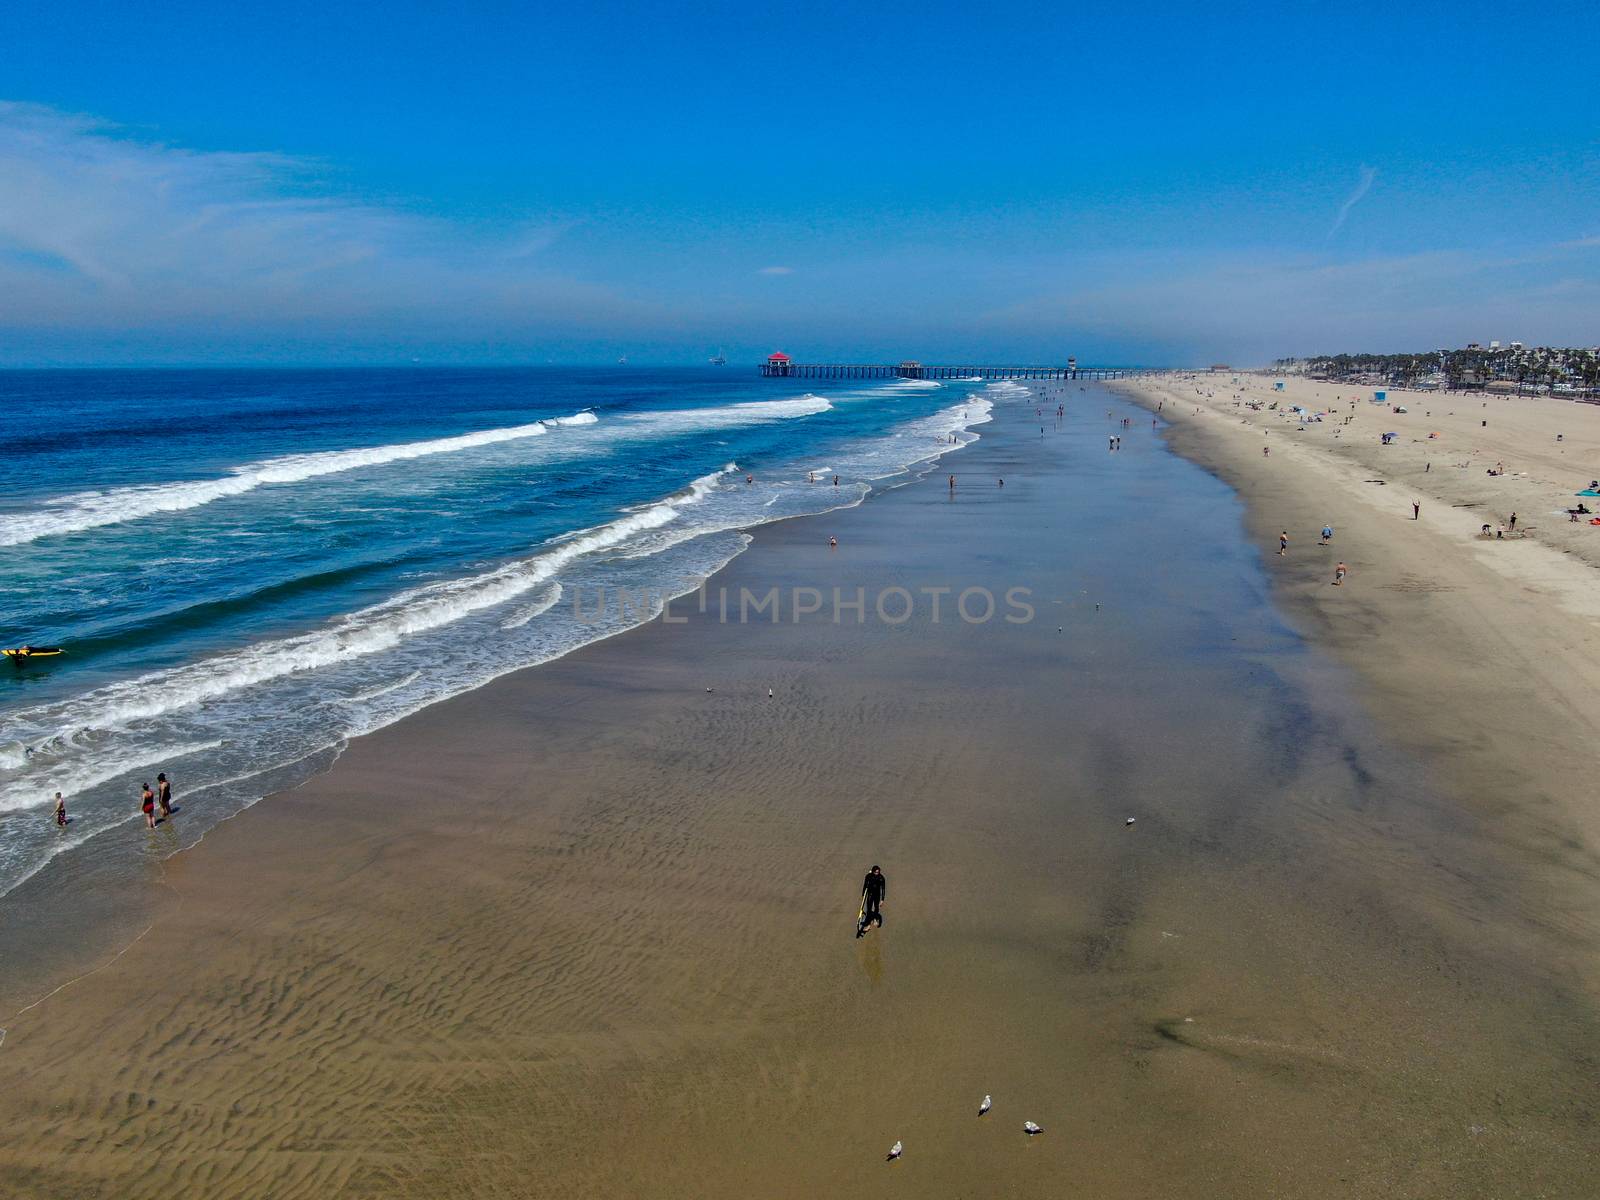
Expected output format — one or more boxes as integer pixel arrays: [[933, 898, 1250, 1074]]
[[1326, 164, 1377, 240], [0, 101, 634, 343], [758, 265, 793, 275]]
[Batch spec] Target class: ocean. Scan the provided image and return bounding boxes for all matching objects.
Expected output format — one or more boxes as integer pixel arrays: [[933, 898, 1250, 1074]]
[[0, 367, 1006, 904]]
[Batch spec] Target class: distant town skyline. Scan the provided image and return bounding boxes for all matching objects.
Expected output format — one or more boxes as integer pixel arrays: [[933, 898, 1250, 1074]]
[[2, 0, 1597, 366]]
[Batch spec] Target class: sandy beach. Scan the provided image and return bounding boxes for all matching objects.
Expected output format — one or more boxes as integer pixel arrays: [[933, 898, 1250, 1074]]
[[3, 385, 1599, 1199]]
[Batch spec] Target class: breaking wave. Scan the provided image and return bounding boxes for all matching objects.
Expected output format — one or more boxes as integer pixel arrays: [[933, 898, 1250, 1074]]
[[0, 410, 598, 547]]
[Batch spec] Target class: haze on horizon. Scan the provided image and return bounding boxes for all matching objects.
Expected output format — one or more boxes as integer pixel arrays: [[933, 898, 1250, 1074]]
[[2, 0, 1596, 368]]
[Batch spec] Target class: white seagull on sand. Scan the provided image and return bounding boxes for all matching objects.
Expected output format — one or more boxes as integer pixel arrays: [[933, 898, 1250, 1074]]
[[978, 1095, 992, 1116], [1023, 1121, 1043, 1135], [886, 1140, 903, 1161]]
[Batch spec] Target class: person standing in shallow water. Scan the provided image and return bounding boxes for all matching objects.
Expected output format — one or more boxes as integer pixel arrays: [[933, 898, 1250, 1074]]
[[141, 783, 156, 829], [54, 792, 66, 827], [856, 865, 887, 938], [157, 772, 172, 818]]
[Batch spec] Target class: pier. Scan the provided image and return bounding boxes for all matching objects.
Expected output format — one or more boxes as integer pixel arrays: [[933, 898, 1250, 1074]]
[[759, 354, 1148, 381]]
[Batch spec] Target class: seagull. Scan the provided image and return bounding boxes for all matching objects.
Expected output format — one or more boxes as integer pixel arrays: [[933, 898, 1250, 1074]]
[[768, 688, 774, 698], [886, 1140, 903, 1162], [1023, 1121, 1043, 1136], [979, 1095, 992, 1116], [705, 687, 714, 693], [1125, 817, 1136, 826]]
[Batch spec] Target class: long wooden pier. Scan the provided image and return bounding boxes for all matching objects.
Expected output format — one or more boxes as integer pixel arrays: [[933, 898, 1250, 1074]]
[[759, 360, 1147, 381]]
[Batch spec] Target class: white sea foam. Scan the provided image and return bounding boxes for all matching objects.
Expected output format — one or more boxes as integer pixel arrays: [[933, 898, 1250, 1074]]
[[0, 410, 597, 547], [500, 584, 564, 629], [617, 395, 832, 432], [336, 670, 423, 704], [0, 467, 736, 762]]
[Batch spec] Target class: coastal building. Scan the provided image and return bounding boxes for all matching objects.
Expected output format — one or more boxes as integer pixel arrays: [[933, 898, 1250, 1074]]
[[765, 351, 792, 376]]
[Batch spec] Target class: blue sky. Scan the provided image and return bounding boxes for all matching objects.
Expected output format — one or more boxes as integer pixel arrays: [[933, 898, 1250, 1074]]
[[2, 0, 1597, 365]]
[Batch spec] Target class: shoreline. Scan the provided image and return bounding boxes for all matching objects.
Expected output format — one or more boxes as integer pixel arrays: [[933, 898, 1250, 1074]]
[[3, 385, 1598, 1197]]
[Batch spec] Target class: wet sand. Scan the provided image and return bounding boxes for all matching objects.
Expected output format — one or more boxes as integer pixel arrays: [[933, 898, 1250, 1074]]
[[1, 387, 1597, 1198]]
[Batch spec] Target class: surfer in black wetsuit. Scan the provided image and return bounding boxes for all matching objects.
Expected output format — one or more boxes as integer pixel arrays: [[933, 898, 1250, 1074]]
[[856, 865, 886, 938]]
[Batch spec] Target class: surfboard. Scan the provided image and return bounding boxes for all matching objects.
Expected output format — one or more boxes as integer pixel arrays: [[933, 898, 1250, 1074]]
[[4, 647, 64, 662]]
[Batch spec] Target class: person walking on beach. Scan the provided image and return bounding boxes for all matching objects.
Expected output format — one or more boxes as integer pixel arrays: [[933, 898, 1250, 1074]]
[[54, 792, 66, 827], [1334, 561, 1348, 586], [1412, 501, 1420, 520], [856, 865, 887, 938], [141, 783, 156, 829], [1509, 511, 1517, 531], [1278, 531, 1289, 556], [157, 772, 172, 818], [1320, 525, 1333, 545]]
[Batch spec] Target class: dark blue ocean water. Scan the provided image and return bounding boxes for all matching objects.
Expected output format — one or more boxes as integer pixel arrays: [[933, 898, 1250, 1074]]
[[0, 367, 1005, 895]]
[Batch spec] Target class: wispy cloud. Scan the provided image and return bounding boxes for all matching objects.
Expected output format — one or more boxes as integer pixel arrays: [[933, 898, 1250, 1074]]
[[0, 101, 642, 352], [758, 265, 793, 275], [1326, 164, 1377, 240]]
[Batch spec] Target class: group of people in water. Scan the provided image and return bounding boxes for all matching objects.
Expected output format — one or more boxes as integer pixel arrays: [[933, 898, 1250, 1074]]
[[49, 772, 174, 831]]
